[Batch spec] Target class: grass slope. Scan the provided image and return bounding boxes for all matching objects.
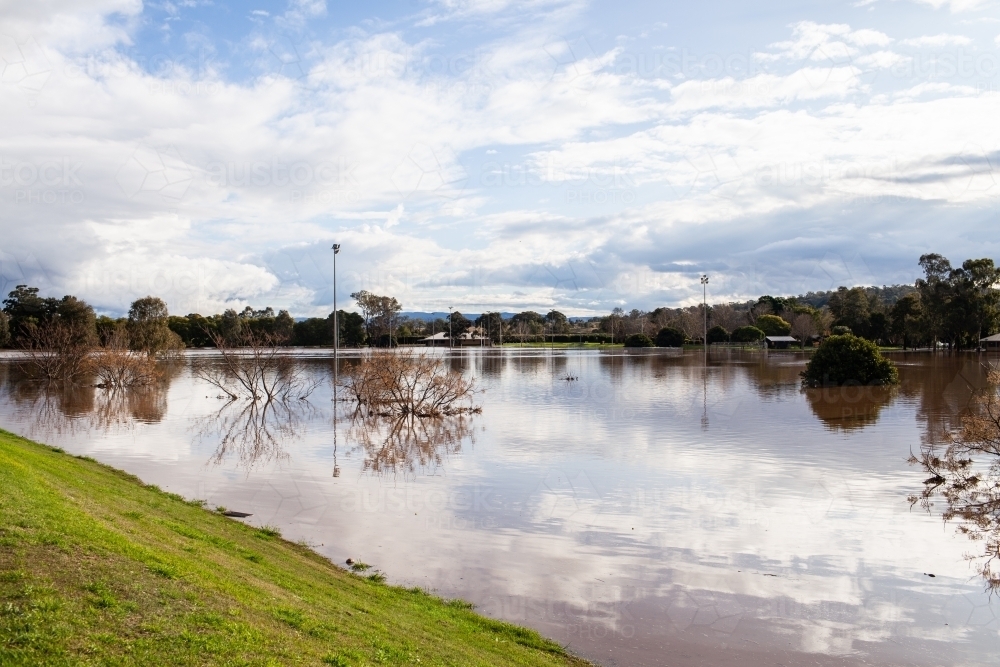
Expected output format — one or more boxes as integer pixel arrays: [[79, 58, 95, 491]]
[[0, 429, 589, 667]]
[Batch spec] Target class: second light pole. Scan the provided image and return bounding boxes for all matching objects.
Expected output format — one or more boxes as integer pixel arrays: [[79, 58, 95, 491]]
[[701, 274, 709, 353]]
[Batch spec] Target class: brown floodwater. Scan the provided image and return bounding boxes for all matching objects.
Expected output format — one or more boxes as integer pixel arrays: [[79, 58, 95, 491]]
[[1, 348, 999, 666]]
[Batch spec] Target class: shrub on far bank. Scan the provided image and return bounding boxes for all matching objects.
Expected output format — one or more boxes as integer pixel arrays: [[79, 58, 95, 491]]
[[624, 333, 655, 348], [755, 314, 791, 336], [706, 325, 729, 344], [831, 325, 852, 336], [731, 326, 765, 343], [802, 334, 899, 387], [655, 327, 686, 347]]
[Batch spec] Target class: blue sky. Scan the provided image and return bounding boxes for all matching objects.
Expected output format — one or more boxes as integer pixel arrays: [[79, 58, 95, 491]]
[[1, 0, 999, 316]]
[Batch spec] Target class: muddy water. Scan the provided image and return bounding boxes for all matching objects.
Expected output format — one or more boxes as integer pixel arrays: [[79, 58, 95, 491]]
[[1, 349, 998, 666]]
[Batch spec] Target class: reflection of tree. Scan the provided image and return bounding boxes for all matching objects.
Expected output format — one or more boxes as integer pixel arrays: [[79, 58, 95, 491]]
[[199, 398, 316, 472], [910, 367, 1000, 592], [803, 385, 897, 431], [2, 363, 173, 436], [347, 414, 473, 478]]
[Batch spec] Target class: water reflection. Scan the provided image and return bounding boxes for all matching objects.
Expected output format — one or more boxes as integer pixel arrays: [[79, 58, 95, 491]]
[[1, 363, 175, 436], [803, 385, 897, 431], [346, 414, 473, 478], [910, 362, 1000, 592], [199, 397, 318, 471]]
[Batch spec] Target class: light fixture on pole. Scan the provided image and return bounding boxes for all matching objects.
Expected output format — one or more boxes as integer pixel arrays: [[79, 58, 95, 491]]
[[700, 274, 709, 352]]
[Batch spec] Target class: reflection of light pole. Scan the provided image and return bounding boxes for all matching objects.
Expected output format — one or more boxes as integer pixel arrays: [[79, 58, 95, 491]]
[[332, 243, 341, 479], [701, 274, 709, 353]]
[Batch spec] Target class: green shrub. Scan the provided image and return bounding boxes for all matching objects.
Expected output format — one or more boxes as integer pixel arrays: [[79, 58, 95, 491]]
[[831, 325, 852, 336], [755, 314, 791, 336], [731, 325, 765, 343], [706, 325, 729, 344], [623, 333, 654, 348], [655, 327, 686, 347], [802, 334, 899, 386]]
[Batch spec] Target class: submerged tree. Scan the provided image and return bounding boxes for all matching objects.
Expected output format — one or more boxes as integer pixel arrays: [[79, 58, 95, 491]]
[[342, 351, 478, 417], [911, 368, 1000, 592]]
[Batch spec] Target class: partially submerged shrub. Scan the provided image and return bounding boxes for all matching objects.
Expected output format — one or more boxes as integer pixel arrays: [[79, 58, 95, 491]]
[[731, 325, 765, 343], [196, 329, 316, 402], [655, 327, 685, 347], [755, 314, 792, 336], [801, 334, 899, 387], [910, 369, 1000, 592], [706, 325, 729, 344], [90, 328, 160, 389], [343, 351, 477, 417], [623, 333, 654, 348], [19, 320, 95, 381]]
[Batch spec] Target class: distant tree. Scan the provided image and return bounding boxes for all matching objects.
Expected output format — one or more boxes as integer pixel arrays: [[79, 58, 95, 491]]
[[706, 325, 729, 344], [624, 333, 654, 347], [447, 311, 472, 337], [475, 312, 505, 343], [338, 311, 366, 347], [890, 293, 923, 348], [655, 327, 686, 347], [790, 314, 817, 347], [731, 325, 765, 343], [128, 296, 182, 356], [544, 310, 569, 333], [0, 311, 9, 347], [351, 290, 402, 343], [755, 314, 792, 337]]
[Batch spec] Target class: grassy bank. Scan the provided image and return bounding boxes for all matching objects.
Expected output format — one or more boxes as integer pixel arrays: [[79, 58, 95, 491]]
[[0, 429, 588, 666]]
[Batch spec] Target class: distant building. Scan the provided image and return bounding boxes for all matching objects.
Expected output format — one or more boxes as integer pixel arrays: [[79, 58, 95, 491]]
[[421, 327, 492, 347], [981, 333, 1000, 348], [765, 335, 798, 349], [421, 332, 450, 347]]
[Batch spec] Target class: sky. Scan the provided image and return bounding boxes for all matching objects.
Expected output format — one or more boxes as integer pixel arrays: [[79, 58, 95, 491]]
[[1, 0, 999, 317]]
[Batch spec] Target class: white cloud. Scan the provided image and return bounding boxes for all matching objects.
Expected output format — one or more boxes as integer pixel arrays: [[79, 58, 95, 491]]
[[1, 5, 999, 315], [900, 33, 973, 47]]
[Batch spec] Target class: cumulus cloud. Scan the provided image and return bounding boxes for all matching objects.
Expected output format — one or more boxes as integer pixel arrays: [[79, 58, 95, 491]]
[[0, 2, 996, 315]]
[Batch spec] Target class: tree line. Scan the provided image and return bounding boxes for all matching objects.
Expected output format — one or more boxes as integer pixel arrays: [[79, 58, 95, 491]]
[[2, 252, 995, 353]]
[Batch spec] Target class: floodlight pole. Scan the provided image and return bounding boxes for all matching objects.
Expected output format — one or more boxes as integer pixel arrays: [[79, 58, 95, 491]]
[[448, 306, 453, 348], [701, 274, 709, 353]]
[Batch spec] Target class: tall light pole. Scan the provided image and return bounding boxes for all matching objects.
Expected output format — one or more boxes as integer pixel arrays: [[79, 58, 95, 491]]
[[332, 244, 341, 360], [448, 306, 453, 348], [701, 274, 709, 353]]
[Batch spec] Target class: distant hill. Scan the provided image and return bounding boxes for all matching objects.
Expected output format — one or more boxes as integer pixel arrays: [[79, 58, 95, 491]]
[[793, 284, 916, 308]]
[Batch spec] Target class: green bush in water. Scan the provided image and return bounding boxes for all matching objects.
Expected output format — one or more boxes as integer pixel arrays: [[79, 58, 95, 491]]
[[802, 334, 899, 387]]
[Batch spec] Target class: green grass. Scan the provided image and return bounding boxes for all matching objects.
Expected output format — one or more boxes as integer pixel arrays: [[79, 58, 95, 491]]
[[0, 428, 588, 667]]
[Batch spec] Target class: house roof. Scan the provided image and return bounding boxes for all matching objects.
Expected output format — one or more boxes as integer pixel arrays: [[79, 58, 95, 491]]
[[981, 333, 1000, 342], [421, 332, 448, 340], [765, 336, 798, 342]]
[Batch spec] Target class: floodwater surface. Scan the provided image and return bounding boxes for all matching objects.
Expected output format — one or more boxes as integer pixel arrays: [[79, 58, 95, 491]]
[[1, 348, 998, 666]]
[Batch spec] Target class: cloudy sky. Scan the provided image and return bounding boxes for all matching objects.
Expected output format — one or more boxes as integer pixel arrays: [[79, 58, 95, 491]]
[[1, 0, 999, 317]]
